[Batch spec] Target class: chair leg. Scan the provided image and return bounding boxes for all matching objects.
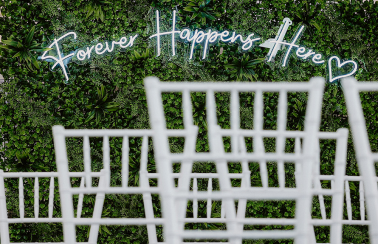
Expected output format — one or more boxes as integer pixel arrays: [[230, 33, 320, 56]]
[[0, 170, 10, 244], [88, 169, 106, 244]]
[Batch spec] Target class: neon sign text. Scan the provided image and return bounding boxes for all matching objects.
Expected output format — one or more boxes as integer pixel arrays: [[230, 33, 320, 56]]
[[40, 11, 358, 83], [150, 10, 260, 60], [260, 19, 357, 82], [40, 32, 77, 81], [76, 35, 138, 62]]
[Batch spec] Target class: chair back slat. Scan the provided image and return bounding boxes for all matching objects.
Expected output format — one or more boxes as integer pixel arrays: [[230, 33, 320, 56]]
[[19, 177, 24, 219], [0, 171, 10, 243], [48, 177, 55, 219], [34, 177, 39, 218]]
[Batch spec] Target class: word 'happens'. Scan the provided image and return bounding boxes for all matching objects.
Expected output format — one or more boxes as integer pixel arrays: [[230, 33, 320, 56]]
[[149, 10, 260, 59]]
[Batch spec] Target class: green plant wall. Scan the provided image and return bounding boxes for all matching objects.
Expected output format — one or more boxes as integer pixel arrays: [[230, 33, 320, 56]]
[[0, 0, 378, 243]]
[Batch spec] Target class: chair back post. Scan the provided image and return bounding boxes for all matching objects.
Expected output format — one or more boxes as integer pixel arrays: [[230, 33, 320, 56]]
[[144, 76, 180, 244], [342, 77, 378, 244], [52, 125, 76, 244], [88, 169, 106, 244], [0, 170, 10, 244], [140, 135, 159, 244], [330, 128, 348, 243], [294, 77, 325, 244]]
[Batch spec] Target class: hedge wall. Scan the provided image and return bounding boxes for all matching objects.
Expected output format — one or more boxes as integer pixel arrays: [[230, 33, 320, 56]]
[[0, 0, 378, 243]]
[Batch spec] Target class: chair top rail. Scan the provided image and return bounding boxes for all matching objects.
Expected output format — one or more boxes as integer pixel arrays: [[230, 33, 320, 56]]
[[0, 171, 103, 178], [342, 78, 378, 91], [173, 188, 334, 200], [318, 175, 373, 181], [168, 152, 303, 162], [349, 81, 378, 91], [58, 129, 152, 137], [318, 129, 348, 139], [217, 129, 345, 138], [55, 123, 343, 140], [179, 229, 298, 239], [151, 80, 320, 92]]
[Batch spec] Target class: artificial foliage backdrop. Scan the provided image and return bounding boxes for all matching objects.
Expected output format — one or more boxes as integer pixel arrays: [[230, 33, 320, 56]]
[[0, 0, 378, 243]]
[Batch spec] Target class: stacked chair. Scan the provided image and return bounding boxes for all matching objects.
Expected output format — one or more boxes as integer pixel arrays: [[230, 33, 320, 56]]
[[143, 76, 346, 244], [0, 76, 376, 243]]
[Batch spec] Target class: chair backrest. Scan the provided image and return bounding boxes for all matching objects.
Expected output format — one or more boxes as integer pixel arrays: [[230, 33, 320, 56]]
[[0, 171, 62, 244], [311, 129, 348, 244], [342, 77, 378, 244], [52, 127, 162, 244], [144, 76, 325, 244]]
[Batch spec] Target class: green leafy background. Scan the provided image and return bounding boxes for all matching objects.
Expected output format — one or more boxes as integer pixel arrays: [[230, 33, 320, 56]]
[[0, 0, 377, 243]]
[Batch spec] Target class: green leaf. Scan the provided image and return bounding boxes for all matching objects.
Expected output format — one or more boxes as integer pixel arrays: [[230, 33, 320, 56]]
[[12, 52, 21, 58], [30, 54, 40, 69], [183, 6, 194, 12], [25, 26, 36, 45], [310, 20, 321, 32], [102, 226, 111, 235], [1, 40, 19, 47]]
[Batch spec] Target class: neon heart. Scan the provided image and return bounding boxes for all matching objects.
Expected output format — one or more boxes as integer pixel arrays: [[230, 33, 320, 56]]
[[328, 56, 358, 83]]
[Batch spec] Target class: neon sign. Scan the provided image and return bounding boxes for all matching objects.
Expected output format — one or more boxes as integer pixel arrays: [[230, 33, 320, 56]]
[[40, 32, 77, 81], [40, 11, 357, 83], [260, 18, 358, 82]]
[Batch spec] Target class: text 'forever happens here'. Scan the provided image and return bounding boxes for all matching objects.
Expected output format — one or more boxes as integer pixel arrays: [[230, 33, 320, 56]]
[[40, 10, 358, 83]]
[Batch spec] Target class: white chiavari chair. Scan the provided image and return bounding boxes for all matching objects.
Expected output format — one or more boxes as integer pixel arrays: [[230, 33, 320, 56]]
[[0, 171, 65, 244], [144, 76, 325, 244], [310, 129, 348, 244], [51, 128, 162, 244], [341, 77, 378, 244]]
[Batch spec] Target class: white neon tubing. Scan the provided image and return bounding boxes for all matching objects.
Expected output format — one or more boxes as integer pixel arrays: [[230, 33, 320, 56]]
[[156, 10, 161, 56], [105, 41, 115, 53], [301, 50, 316, 59], [221, 31, 236, 42], [180, 29, 191, 39], [220, 30, 230, 42], [85, 46, 95, 59], [75, 35, 137, 62], [209, 31, 219, 43], [95, 43, 106, 55], [77, 50, 86, 61], [149, 10, 180, 57], [230, 33, 243, 43], [172, 10, 176, 56], [312, 53, 325, 64], [201, 30, 220, 59], [328, 56, 358, 83], [117, 37, 128, 48], [296, 47, 307, 58], [242, 35, 260, 51], [267, 18, 292, 62], [187, 30, 199, 59], [40, 32, 77, 81], [195, 30, 206, 43], [125, 34, 138, 48], [282, 25, 304, 67], [202, 29, 212, 59]]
